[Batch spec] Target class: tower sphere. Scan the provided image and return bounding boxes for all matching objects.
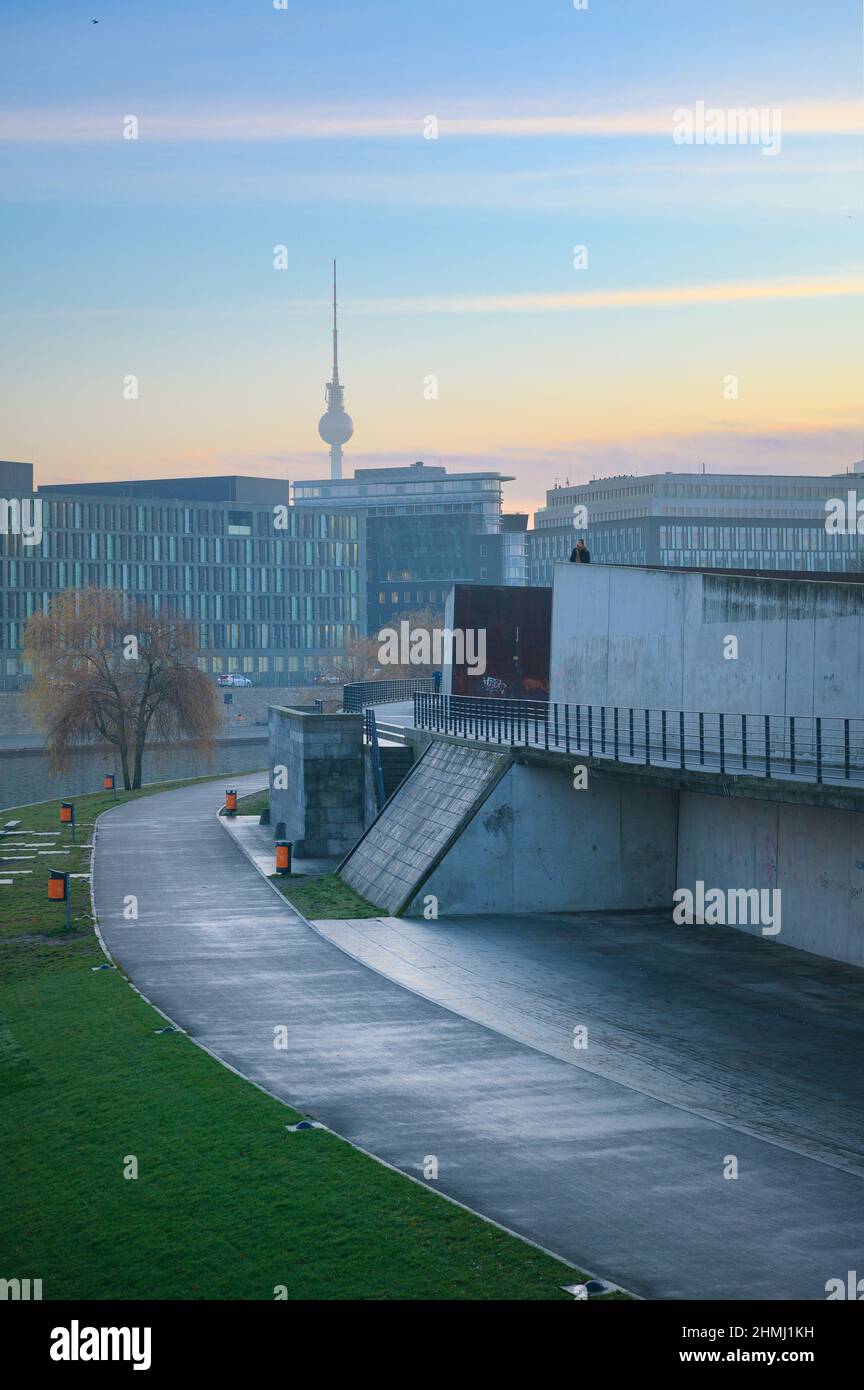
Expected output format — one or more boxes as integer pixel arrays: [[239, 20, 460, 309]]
[[318, 406, 354, 448]]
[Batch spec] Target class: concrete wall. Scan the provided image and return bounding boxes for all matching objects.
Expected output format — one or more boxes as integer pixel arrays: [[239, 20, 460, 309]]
[[406, 761, 678, 916], [550, 563, 864, 720], [404, 754, 864, 965], [676, 790, 864, 966], [268, 706, 364, 857]]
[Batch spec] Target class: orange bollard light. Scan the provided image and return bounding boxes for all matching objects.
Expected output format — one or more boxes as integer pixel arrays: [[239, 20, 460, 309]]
[[225, 789, 238, 815], [103, 773, 115, 792], [275, 841, 292, 875]]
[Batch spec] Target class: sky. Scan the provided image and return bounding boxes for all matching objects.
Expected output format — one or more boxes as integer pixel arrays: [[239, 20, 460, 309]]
[[0, 0, 861, 516]]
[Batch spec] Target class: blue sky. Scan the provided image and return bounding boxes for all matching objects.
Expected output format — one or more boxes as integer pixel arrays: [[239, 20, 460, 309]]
[[0, 0, 861, 510]]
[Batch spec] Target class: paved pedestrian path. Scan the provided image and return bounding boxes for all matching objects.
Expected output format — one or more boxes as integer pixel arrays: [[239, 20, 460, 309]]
[[93, 775, 864, 1301]]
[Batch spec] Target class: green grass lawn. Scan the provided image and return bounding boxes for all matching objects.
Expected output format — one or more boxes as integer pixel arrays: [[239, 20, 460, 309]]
[[233, 786, 269, 817], [0, 784, 603, 1300], [269, 871, 380, 921]]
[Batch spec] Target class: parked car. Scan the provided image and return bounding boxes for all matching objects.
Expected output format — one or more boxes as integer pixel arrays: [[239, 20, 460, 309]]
[[216, 674, 254, 687]]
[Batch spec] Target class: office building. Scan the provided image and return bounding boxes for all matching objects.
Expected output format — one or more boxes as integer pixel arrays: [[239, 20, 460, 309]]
[[1, 465, 365, 685], [294, 460, 515, 631], [529, 462, 864, 584]]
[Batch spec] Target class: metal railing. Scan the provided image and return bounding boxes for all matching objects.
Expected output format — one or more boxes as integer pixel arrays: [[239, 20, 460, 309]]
[[413, 692, 864, 789], [344, 676, 436, 713]]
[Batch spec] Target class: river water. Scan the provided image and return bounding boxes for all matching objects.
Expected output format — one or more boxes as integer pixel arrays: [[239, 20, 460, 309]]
[[0, 737, 267, 811]]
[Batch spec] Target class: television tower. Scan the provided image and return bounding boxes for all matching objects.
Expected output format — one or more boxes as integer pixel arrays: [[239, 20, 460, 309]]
[[318, 260, 353, 479]]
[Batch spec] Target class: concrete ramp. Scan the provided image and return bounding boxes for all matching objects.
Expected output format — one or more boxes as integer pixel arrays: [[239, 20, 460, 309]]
[[339, 740, 511, 914]]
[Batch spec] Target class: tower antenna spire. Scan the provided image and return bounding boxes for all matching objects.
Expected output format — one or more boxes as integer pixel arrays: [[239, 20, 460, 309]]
[[332, 259, 339, 383]]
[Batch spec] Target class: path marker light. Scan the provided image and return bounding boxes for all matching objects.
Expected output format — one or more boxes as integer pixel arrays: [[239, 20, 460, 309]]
[[60, 801, 76, 842], [103, 773, 116, 799], [225, 789, 238, 815], [276, 841, 292, 875], [48, 869, 71, 931]]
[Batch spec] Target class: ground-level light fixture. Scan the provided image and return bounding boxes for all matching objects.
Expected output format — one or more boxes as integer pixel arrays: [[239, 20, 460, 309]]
[[276, 841, 292, 875], [103, 773, 116, 799], [225, 789, 238, 815]]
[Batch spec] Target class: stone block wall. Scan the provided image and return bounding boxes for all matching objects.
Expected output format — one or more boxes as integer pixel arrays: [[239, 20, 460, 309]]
[[268, 705, 364, 857]]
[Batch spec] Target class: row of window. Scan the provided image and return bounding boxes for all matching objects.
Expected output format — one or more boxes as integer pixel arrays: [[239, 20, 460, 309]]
[[38, 498, 358, 540], [296, 480, 502, 499], [3, 530, 360, 569], [374, 589, 451, 607], [659, 525, 862, 552], [547, 480, 848, 508], [657, 551, 856, 571], [1, 614, 357, 654], [0, 560, 361, 602]]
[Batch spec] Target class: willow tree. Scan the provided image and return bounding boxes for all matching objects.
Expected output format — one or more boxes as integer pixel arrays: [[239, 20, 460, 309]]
[[24, 588, 220, 789]]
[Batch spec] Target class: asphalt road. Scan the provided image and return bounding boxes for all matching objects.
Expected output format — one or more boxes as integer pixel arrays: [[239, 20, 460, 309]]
[[93, 775, 864, 1300]]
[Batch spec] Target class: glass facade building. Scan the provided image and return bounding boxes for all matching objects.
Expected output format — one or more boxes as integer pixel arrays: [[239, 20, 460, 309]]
[[530, 466, 864, 585], [0, 466, 365, 684], [294, 460, 516, 632]]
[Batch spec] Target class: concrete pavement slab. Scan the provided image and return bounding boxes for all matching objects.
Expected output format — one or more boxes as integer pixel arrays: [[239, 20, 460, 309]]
[[92, 775, 864, 1301]]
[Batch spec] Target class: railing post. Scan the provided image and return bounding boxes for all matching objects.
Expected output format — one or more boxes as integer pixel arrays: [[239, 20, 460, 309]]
[[629, 707, 634, 758], [741, 714, 747, 770], [719, 713, 725, 774], [614, 707, 619, 762], [600, 707, 606, 754], [644, 709, 650, 765], [661, 710, 667, 763], [554, 703, 559, 749], [816, 717, 822, 783], [576, 705, 582, 749], [565, 704, 570, 755], [764, 714, 771, 780], [790, 716, 796, 775], [699, 712, 705, 765], [845, 719, 850, 780], [679, 710, 685, 770], [588, 706, 594, 757]]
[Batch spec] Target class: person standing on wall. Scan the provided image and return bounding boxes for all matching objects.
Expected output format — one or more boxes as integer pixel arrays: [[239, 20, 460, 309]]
[[569, 538, 591, 563]]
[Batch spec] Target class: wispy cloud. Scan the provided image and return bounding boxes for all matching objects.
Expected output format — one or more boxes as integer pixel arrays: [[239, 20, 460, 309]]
[[3, 273, 861, 323], [1, 100, 861, 143], [355, 273, 864, 315]]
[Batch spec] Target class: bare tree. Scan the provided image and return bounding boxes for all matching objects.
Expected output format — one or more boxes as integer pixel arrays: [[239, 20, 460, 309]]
[[375, 606, 441, 678], [24, 588, 220, 789], [321, 633, 384, 685]]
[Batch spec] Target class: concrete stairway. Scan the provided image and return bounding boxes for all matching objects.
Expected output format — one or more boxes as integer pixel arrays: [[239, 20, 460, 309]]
[[380, 745, 415, 800]]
